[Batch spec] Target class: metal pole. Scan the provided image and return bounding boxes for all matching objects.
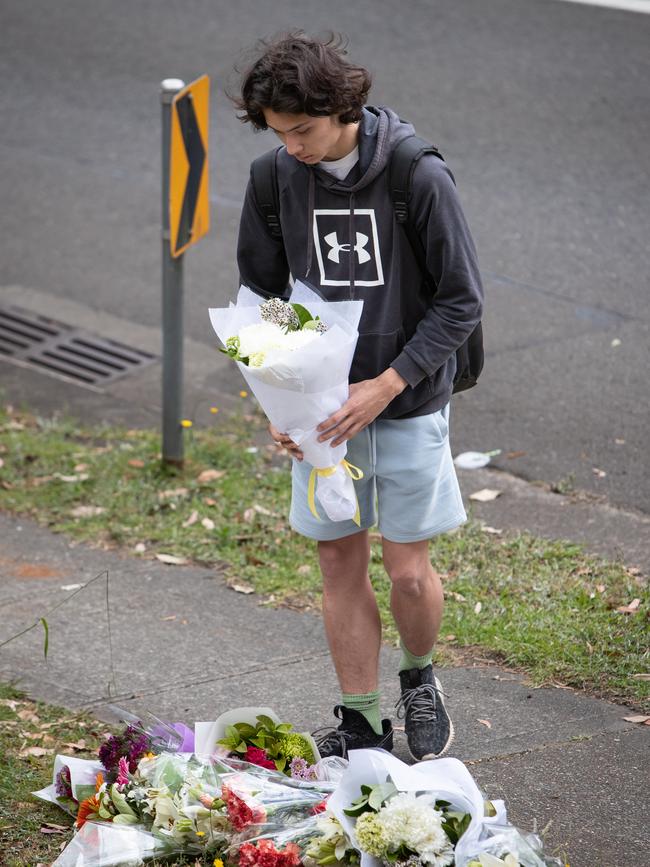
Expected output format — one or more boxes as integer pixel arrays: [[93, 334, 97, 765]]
[[161, 78, 185, 467]]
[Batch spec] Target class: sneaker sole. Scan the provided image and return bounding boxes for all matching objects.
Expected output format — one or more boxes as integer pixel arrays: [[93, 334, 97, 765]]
[[406, 676, 455, 762]]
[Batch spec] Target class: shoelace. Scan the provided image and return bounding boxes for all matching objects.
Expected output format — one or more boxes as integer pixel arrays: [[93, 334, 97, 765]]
[[312, 726, 351, 758], [394, 683, 446, 723]]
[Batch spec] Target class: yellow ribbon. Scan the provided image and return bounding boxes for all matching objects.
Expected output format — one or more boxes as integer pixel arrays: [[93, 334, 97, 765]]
[[308, 460, 364, 526]]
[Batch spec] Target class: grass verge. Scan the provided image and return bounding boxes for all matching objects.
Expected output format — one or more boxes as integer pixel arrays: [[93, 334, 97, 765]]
[[0, 403, 648, 710]]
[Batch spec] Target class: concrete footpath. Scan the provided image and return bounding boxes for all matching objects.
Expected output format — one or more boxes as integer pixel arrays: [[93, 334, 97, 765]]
[[1, 317, 649, 865]]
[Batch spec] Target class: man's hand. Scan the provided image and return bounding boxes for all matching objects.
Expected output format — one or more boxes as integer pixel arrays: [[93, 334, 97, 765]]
[[269, 423, 304, 461], [317, 368, 408, 447]]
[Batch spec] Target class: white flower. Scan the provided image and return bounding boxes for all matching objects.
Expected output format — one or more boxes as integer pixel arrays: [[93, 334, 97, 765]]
[[237, 322, 286, 358], [371, 793, 455, 867]]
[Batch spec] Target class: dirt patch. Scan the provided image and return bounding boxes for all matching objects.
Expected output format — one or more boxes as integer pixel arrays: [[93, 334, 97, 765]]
[[0, 558, 65, 580]]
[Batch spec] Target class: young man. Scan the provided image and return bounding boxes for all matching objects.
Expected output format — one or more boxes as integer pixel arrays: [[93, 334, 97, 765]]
[[234, 33, 483, 761]]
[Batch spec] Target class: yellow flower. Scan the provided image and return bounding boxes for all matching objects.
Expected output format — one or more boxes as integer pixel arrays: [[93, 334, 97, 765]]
[[181, 419, 193, 428], [239, 390, 248, 398], [210, 407, 219, 414], [214, 860, 224, 867], [144, 752, 155, 759], [196, 830, 205, 837]]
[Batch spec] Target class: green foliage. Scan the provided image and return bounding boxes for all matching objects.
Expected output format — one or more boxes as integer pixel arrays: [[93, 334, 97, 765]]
[[344, 780, 398, 816], [289, 302, 314, 329], [217, 714, 303, 773]]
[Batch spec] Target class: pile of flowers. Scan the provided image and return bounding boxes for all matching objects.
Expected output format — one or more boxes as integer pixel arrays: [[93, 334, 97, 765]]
[[217, 712, 319, 779], [34, 711, 565, 867]]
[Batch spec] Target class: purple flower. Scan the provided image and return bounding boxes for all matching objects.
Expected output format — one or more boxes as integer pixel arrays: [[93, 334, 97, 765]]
[[55, 765, 76, 802], [289, 756, 318, 781], [98, 724, 152, 782]]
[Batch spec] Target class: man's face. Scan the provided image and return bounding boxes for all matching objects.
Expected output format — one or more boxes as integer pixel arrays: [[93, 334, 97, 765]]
[[262, 108, 352, 164]]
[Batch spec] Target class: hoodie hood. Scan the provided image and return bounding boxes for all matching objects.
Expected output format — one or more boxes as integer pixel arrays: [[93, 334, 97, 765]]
[[312, 106, 416, 194]]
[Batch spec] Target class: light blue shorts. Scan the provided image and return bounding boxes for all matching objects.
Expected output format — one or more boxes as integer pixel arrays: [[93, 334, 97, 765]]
[[289, 405, 467, 543]]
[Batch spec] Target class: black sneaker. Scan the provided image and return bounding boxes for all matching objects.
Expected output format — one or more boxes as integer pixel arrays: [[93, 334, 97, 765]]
[[396, 665, 454, 761], [312, 705, 394, 759]]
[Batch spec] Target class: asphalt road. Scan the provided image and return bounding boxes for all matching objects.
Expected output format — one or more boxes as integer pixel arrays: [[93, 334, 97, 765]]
[[1, 0, 648, 512]]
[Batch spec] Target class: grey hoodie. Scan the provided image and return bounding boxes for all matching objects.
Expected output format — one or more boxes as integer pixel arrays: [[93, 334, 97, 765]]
[[237, 106, 484, 419]]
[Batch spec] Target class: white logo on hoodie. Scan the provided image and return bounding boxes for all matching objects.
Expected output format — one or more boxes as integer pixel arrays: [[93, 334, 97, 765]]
[[313, 209, 384, 287]]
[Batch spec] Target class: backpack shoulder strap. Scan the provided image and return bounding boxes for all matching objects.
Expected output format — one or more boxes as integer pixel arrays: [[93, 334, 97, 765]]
[[251, 146, 283, 240], [389, 136, 445, 293]]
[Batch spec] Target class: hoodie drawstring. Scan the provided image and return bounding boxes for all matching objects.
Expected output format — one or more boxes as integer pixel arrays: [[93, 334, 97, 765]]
[[304, 170, 315, 279], [348, 192, 356, 300]]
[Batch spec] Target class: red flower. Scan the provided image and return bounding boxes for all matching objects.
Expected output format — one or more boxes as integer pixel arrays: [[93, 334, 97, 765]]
[[244, 746, 277, 771], [237, 840, 301, 867], [222, 785, 266, 831], [311, 800, 327, 815]]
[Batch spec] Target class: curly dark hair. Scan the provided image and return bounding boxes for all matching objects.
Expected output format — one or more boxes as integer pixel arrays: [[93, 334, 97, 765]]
[[232, 31, 372, 129]]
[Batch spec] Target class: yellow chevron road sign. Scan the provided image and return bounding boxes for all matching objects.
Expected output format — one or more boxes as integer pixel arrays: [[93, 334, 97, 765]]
[[169, 75, 210, 258]]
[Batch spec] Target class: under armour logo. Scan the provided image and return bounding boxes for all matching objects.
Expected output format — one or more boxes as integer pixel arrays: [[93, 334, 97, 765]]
[[324, 231, 372, 265]]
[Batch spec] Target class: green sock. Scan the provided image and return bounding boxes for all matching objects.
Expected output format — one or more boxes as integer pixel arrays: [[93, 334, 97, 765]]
[[342, 690, 383, 735], [399, 639, 434, 673]]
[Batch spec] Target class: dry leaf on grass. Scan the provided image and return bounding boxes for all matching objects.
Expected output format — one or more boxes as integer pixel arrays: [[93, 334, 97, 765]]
[[201, 517, 215, 530], [0, 699, 20, 711], [182, 510, 199, 528], [134, 542, 146, 553], [54, 472, 89, 483], [39, 823, 68, 835], [297, 564, 311, 575], [62, 739, 87, 751], [481, 525, 503, 535], [70, 506, 106, 518], [203, 497, 217, 506], [158, 488, 189, 501], [243, 508, 256, 523], [197, 469, 226, 483], [17, 709, 40, 723], [229, 581, 255, 595], [631, 673, 650, 681], [477, 719, 492, 729], [127, 459, 145, 468], [155, 553, 189, 566], [474, 601, 483, 614], [441, 634, 457, 642], [447, 591, 466, 602], [253, 504, 276, 517], [469, 488, 502, 502], [616, 598, 641, 614], [19, 746, 53, 757]]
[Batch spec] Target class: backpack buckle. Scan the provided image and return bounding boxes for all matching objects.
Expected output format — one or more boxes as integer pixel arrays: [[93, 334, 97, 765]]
[[394, 199, 408, 223]]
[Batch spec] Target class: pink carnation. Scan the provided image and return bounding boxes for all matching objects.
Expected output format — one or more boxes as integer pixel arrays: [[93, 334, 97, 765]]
[[238, 839, 301, 867]]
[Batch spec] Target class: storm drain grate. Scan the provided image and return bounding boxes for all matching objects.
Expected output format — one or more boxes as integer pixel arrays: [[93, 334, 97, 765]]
[[0, 305, 157, 386]]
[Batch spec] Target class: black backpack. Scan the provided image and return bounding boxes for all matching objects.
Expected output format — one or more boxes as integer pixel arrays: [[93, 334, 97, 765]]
[[251, 137, 484, 393]]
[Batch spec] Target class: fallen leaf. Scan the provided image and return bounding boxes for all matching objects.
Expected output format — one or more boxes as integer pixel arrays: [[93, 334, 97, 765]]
[[182, 510, 199, 528], [253, 504, 276, 517], [73, 463, 89, 472], [442, 634, 457, 642], [469, 488, 502, 502], [197, 469, 226, 483], [447, 591, 466, 602], [62, 739, 87, 751], [616, 598, 641, 614], [61, 583, 85, 591], [477, 719, 492, 729], [505, 450, 527, 459], [229, 581, 255, 595], [134, 542, 146, 553], [596, 584, 606, 593], [39, 824, 67, 835], [615, 438, 626, 445], [17, 710, 40, 723], [0, 457, 4, 468], [631, 673, 650, 681], [592, 467, 607, 478], [297, 564, 311, 575], [203, 497, 217, 506], [161, 615, 177, 621], [243, 507, 256, 523], [201, 517, 215, 530], [0, 699, 20, 711], [70, 506, 106, 518], [155, 553, 189, 566], [54, 472, 89, 483], [481, 525, 503, 535], [127, 459, 145, 468], [158, 488, 189, 501], [623, 715, 650, 724], [627, 566, 642, 577], [30, 475, 55, 486], [474, 601, 483, 614], [19, 746, 53, 757]]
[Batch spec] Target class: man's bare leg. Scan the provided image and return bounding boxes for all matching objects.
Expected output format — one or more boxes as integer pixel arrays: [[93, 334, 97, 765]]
[[382, 537, 452, 760], [318, 530, 381, 693], [382, 538, 443, 654]]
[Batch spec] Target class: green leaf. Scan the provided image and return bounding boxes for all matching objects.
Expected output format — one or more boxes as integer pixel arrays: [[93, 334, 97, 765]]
[[368, 781, 397, 811], [75, 784, 96, 803], [256, 714, 277, 730], [274, 757, 286, 772], [290, 303, 314, 328], [40, 617, 49, 659], [113, 814, 139, 825]]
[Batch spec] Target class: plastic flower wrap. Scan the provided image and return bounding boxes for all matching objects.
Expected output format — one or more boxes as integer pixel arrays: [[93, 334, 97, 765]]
[[209, 282, 364, 523]]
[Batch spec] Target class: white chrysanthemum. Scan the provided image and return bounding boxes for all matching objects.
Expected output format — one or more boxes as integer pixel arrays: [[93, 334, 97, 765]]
[[375, 793, 455, 867], [237, 322, 285, 358], [281, 329, 319, 350]]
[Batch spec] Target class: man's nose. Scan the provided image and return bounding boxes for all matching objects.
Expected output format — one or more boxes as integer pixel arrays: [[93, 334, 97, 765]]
[[285, 134, 303, 156]]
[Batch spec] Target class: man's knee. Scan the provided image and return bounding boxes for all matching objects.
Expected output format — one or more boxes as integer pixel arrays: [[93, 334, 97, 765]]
[[383, 541, 433, 597], [318, 533, 370, 584]]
